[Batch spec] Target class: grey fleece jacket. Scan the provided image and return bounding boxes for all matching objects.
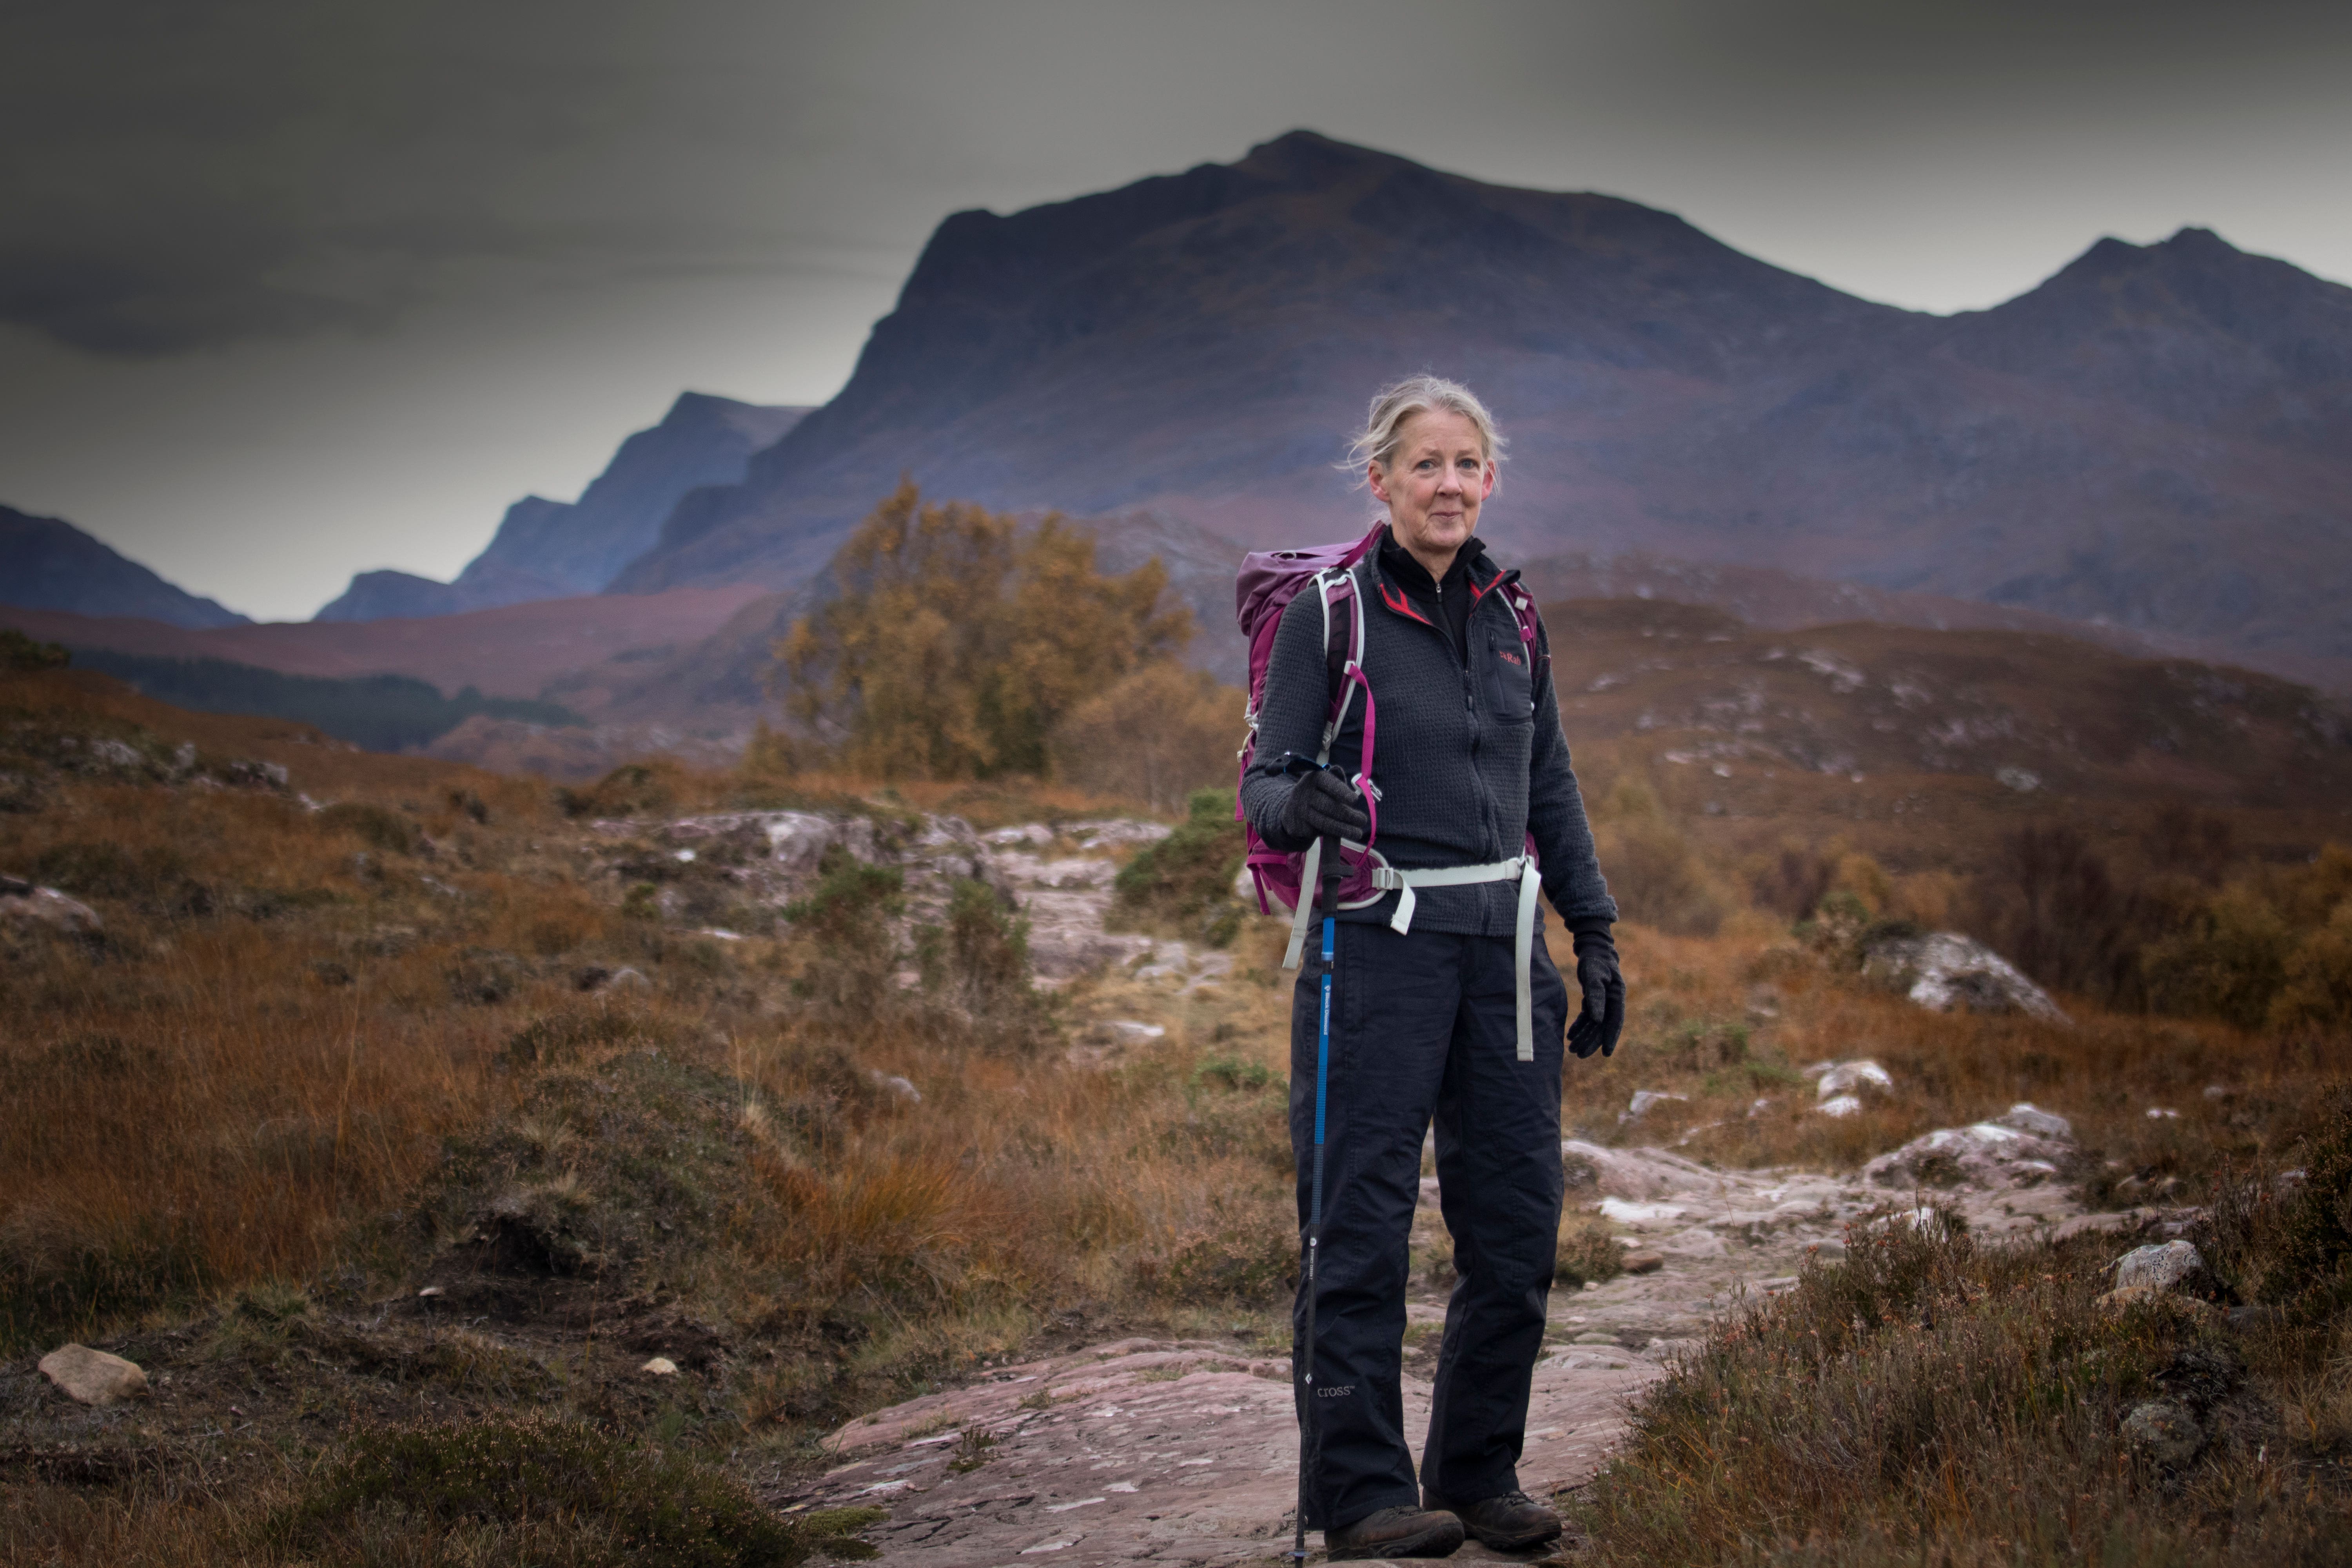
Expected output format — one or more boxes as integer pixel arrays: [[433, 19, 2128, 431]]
[[1239, 528, 1617, 936]]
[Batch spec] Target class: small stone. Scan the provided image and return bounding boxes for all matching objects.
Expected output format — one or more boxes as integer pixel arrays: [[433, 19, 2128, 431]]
[[1817, 1094, 1863, 1118], [1812, 1060, 1893, 1099], [1620, 1252, 1665, 1275], [641, 1356, 679, 1376], [2121, 1399, 2203, 1468], [417, 1285, 444, 1298], [39, 1345, 149, 1406], [2146, 1107, 2181, 1120], [2113, 1240, 2203, 1293], [1572, 1331, 1618, 1346], [0, 882, 102, 936], [1623, 1090, 1687, 1122], [867, 1071, 923, 1104]]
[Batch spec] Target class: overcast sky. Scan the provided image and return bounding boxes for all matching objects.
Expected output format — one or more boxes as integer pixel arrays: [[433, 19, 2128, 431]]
[[4, 0, 2348, 621]]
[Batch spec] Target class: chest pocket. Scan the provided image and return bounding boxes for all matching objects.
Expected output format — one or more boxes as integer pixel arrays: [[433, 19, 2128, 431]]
[[1484, 627, 1535, 724]]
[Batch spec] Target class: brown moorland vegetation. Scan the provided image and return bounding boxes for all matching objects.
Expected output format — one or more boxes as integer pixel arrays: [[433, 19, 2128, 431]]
[[3, 570, 2350, 1563]]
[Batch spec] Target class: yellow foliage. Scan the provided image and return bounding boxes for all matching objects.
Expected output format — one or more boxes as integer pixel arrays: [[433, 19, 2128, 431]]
[[777, 483, 1193, 781], [1052, 662, 1243, 813]]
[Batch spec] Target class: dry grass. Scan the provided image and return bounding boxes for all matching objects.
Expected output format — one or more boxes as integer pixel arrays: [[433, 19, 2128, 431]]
[[7, 655, 2352, 1564], [1566, 1099, 2352, 1564], [1548, 915, 2341, 1203]]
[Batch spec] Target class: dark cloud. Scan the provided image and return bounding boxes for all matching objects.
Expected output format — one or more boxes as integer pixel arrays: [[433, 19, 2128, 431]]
[[7, 0, 2348, 354], [4, 0, 2350, 618]]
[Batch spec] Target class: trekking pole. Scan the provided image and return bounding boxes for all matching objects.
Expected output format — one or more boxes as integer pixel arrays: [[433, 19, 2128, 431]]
[[1292, 831, 1343, 1564]]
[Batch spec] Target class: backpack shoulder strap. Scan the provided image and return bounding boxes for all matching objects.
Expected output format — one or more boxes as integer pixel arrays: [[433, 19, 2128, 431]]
[[1316, 563, 1363, 693]]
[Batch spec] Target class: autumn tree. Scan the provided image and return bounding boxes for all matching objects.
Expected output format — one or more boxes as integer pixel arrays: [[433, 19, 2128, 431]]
[[777, 482, 1200, 781]]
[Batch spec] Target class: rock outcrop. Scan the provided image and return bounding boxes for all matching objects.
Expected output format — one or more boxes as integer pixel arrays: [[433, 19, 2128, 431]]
[[1861, 1104, 2075, 1193], [0, 875, 101, 936], [1862, 931, 2068, 1022]]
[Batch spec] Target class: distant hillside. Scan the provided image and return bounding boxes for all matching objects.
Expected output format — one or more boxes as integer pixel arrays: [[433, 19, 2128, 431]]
[[1543, 594, 2352, 875], [69, 649, 581, 753], [0, 585, 768, 706], [602, 131, 2352, 681], [316, 394, 808, 621], [0, 505, 249, 628]]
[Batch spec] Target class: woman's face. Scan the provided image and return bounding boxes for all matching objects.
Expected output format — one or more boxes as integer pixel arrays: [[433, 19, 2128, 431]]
[[1368, 408, 1495, 570]]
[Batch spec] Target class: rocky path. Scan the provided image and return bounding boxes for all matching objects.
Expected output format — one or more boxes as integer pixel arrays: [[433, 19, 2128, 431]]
[[786, 1112, 2186, 1566], [610, 808, 2187, 1564]]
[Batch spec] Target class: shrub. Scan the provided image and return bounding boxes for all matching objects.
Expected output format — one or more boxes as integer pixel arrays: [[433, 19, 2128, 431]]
[[556, 761, 684, 820], [2141, 886, 2295, 1027], [782, 849, 904, 1016], [1, 630, 68, 673], [1592, 780, 1726, 936], [1110, 787, 1246, 945], [778, 483, 1189, 780], [2270, 902, 2352, 1034], [917, 877, 1049, 1049], [318, 801, 420, 855], [1555, 1216, 1624, 1288], [1145, 1214, 1296, 1305], [1052, 662, 1242, 812], [272, 1415, 837, 1566], [1969, 822, 2152, 1004]]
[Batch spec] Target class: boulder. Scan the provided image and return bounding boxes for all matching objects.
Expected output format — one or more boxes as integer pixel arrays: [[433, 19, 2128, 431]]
[[38, 1344, 148, 1405], [2112, 1240, 2204, 1293], [1860, 931, 2067, 1022], [2096, 1284, 2216, 1320], [0, 877, 101, 936], [2120, 1399, 2203, 1468], [1861, 1110, 2072, 1193]]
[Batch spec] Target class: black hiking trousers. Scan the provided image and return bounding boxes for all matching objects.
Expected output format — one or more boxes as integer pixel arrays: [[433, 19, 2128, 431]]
[[1289, 920, 1570, 1532]]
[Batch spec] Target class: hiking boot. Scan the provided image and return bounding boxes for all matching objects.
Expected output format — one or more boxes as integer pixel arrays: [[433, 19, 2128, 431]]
[[1324, 1503, 1465, 1559], [1421, 1489, 1561, 1552]]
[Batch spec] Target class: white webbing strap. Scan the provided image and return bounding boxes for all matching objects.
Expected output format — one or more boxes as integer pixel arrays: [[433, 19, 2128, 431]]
[[1281, 838, 1323, 971], [1371, 857, 1544, 1060]]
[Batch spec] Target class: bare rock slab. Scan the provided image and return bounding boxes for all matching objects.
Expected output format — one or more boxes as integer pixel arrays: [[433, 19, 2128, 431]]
[[38, 1344, 147, 1405], [810, 1336, 1660, 1565]]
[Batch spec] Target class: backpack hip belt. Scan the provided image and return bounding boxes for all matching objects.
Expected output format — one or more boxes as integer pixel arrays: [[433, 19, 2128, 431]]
[[1370, 857, 1543, 1061]]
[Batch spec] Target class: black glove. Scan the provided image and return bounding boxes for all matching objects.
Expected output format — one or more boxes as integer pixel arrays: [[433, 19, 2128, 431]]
[[1279, 768, 1368, 845], [1566, 924, 1626, 1059]]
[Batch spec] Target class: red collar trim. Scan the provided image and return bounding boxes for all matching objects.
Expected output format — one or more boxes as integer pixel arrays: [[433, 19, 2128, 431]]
[[1377, 581, 1434, 627]]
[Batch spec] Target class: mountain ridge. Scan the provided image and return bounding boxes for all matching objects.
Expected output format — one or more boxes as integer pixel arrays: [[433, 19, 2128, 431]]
[[0, 505, 251, 629], [599, 130, 2352, 680], [314, 393, 808, 621]]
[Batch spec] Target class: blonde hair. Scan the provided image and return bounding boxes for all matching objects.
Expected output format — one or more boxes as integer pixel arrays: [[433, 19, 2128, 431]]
[[1342, 374, 1506, 481]]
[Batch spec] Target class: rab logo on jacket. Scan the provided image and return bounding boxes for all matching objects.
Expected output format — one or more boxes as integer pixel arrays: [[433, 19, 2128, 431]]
[[1497, 648, 1523, 667]]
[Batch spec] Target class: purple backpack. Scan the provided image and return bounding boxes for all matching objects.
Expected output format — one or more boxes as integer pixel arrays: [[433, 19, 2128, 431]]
[[1233, 523, 1544, 942]]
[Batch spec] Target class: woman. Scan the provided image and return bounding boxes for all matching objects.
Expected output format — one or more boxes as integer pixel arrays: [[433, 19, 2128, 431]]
[[1239, 375, 1624, 1560]]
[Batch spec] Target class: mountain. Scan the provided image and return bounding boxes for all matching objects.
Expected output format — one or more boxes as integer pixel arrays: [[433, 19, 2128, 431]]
[[0, 505, 250, 628], [602, 131, 2352, 679], [315, 393, 808, 621]]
